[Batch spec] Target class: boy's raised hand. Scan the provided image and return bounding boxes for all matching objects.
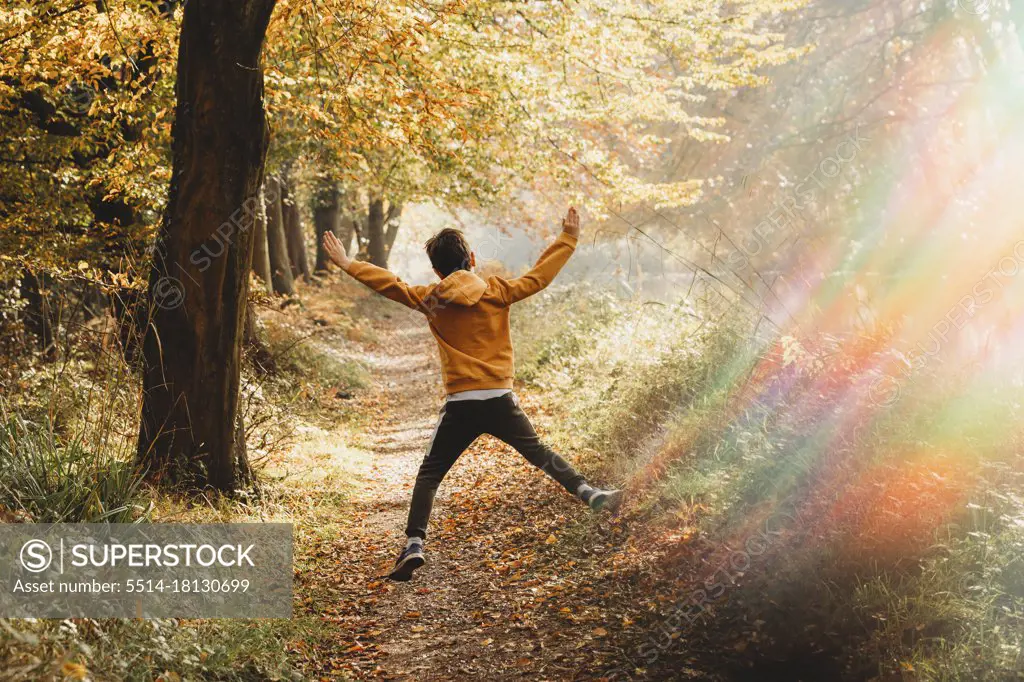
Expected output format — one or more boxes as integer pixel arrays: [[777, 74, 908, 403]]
[[561, 206, 581, 238], [322, 231, 352, 270]]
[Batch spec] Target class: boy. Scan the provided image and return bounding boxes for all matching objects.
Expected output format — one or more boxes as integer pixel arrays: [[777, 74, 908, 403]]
[[322, 207, 622, 581]]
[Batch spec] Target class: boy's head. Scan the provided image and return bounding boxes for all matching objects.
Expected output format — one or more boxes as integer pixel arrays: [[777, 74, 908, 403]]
[[425, 228, 475, 278]]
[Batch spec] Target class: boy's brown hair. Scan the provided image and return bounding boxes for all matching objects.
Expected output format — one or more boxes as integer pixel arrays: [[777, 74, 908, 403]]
[[425, 228, 472, 277]]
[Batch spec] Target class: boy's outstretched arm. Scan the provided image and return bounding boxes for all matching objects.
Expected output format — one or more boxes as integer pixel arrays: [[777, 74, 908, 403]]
[[496, 207, 580, 305], [322, 232, 431, 311]]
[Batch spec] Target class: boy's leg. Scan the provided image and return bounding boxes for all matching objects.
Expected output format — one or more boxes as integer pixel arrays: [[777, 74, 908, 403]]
[[405, 403, 482, 540], [484, 394, 586, 495]]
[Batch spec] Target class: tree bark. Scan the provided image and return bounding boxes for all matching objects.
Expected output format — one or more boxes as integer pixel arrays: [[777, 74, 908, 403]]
[[313, 179, 341, 273], [366, 196, 388, 267], [264, 174, 295, 297], [136, 0, 276, 492], [251, 183, 272, 293], [281, 172, 311, 281]]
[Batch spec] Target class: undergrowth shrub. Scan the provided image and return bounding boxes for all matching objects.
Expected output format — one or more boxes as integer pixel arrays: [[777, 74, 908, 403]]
[[513, 287, 624, 384], [0, 280, 365, 679], [0, 408, 148, 523], [0, 316, 151, 523], [513, 285, 746, 454], [0, 617, 307, 681], [516, 285, 1024, 680], [262, 321, 369, 398]]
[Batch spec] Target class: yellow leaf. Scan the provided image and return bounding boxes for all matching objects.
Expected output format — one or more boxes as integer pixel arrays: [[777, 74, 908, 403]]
[[545, 534, 557, 544], [61, 662, 89, 680]]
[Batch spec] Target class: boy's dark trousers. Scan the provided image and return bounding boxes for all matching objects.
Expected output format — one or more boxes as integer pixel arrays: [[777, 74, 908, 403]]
[[405, 392, 585, 539]]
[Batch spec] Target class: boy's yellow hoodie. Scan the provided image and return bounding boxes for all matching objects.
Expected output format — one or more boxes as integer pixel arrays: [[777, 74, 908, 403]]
[[344, 232, 578, 394]]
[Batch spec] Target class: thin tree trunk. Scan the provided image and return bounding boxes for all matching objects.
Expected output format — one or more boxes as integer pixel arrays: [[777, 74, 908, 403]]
[[243, 299, 274, 372], [233, 409, 255, 488], [351, 213, 366, 259], [339, 190, 358, 254], [111, 285, 145, 367], [383, 201, 404, 257], [281, 173, 311, 281], [252, 184, 272, 293], [81, 281, 106, 321], [264, 174, 295, 296], [136, 0, 276, 492], [313, 179, 341, 273], [366, 196, 387, 267], [1012, 0, 1024, 53], [338, 212, 356, 255], [20, 269, 57, 360]]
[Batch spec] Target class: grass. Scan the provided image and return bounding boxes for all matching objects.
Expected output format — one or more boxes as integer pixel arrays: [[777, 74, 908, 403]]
[[0, 390, 325, 681], [256, 312, 370, 418], [0, 407, 148, 523], [0, 282, 376, 681], [3, 271, 1019, 679], [512, 282, 1024, 680], [277, 336, 369, 396], [0, 616, 319, 681]]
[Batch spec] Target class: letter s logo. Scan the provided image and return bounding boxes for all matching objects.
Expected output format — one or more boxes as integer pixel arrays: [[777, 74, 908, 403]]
[[20, 540, 53, 572]]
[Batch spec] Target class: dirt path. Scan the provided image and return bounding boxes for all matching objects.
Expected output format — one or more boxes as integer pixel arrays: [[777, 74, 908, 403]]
[[292, 302, 633, 680]]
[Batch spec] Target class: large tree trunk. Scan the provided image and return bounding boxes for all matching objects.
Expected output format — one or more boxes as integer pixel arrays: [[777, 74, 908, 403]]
[[366, 196, 388, 267], [264, 174, 295, 296], [313, 179, 341, 273], [281, 172, 311, 281], [251, 184, 272, 293], [136, 0, 276, 492]]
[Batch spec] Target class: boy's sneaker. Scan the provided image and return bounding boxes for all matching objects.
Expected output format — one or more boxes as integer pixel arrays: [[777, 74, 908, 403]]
[[582, 487, 625, 512], [388, 541, 425, 581]]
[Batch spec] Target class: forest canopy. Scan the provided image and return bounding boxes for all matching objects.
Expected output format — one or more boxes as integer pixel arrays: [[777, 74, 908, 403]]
[[0, 0, 808, 284]]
